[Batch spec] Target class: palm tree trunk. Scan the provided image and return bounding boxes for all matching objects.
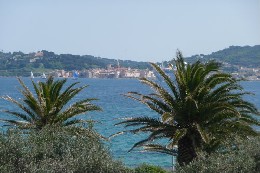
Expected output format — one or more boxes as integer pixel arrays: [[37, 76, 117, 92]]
[[177, 134, 197, 166]]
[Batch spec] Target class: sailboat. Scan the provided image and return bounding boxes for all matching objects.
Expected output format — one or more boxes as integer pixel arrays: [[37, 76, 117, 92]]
[[30, 71, 34, 78], [72, 71, 79, 80], [41, 72, 47, 79]]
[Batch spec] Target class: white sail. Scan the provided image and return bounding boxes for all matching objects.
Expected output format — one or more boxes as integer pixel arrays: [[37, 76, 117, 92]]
[[30, 71, 34, 78], [72, 71, 79, 79], [41, 73, 46, 79]]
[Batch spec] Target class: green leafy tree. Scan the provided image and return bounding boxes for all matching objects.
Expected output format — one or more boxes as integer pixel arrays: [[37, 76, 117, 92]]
[[0, 126, 130, 173], [175, 137, 260, 173], [118, 51, 260, 165], [1, 76, 101, 130]]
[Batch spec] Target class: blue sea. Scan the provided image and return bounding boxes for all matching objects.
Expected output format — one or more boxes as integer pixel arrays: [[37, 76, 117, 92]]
[[0, 78, 259, 168]]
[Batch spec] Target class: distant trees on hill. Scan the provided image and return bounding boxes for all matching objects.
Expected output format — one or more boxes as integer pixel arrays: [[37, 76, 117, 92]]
[[0, 50, 151, 76], [0, 45, 259, 76], [185, 45, 260, 67]]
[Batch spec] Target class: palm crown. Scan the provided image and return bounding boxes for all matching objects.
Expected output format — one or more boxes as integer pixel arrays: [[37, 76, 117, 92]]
[[1, 76, 101, 130], [118, 51, 260, 165]]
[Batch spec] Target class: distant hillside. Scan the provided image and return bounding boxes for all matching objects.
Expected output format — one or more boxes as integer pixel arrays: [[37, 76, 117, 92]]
[[1, 45, 259, 76], [0, 50, 150, 76], [184, 45, 260, 67]]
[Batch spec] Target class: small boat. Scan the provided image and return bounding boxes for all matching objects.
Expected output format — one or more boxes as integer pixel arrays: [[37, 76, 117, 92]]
[[30, 71, 34, 78], [72, 71, 79, 79], [41, 73, 47, 79]]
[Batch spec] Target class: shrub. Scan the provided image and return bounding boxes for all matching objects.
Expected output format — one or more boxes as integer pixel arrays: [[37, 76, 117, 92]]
[[175, 137, 260, 173], [134, 164, 169, 173], [0, 126, 130, 173]]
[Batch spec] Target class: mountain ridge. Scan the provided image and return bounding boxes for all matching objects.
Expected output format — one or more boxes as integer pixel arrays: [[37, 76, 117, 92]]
[[0, 45, 259, 76], [184, 45, 260, 67]]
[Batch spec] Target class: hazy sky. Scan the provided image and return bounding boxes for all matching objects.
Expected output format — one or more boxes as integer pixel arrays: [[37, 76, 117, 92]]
[[0, 0, 259, 62]]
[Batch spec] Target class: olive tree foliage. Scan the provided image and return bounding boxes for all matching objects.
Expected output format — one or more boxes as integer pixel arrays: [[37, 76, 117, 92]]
[[0, 126, 131, 173], [175, 136, 260, 173]]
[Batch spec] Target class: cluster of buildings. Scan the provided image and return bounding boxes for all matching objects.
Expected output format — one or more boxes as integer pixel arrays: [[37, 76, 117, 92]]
[[50, 65, 155, 79], [220, 62, 260, 80], [231, 66, 260, 80], [49, 64, 260, 80], [32, 51, 259, 80], [32, 51, 156, 79]]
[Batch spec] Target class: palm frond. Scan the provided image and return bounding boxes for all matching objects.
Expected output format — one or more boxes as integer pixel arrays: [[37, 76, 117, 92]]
[[195, 123, 210, 144], [124, 92, 172, 114], [0, 119, 34, 129], [55, 101, 102, 123], [116, 117, 165, 127], [139, 77, 176, 108], [2, 95, 37, 120], [143, 144, 177, 156], [63, 119, 97, 126], [128, 129, 172, 152], [2, 110, 33, 123], [150, 62, 180, 99]]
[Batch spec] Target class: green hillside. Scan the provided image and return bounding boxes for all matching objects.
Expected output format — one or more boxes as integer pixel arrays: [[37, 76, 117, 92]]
[[0, 50, 150, 76], [185, 45, 260, 67], [0, 45, 259, 77]]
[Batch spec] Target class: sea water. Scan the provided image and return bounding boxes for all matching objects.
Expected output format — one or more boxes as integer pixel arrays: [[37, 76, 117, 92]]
[[0, 78, 259, 168]]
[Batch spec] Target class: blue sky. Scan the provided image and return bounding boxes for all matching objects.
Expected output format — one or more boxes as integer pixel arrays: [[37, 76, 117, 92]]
[[0, 0, 259, 62]]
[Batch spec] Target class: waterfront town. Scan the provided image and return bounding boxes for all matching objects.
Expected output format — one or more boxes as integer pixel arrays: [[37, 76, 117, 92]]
[[231, 67, 260, 80], [2, 50, 258, 80], [23, 51, 260, 80], [221, 62, 260, 81], [48, 65, 156, 79], [46, 63, 260, 80]]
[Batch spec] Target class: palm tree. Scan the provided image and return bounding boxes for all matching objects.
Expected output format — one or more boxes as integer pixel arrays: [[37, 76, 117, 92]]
[[117, 51, 260, 165], [1, 76, 101, 130]]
